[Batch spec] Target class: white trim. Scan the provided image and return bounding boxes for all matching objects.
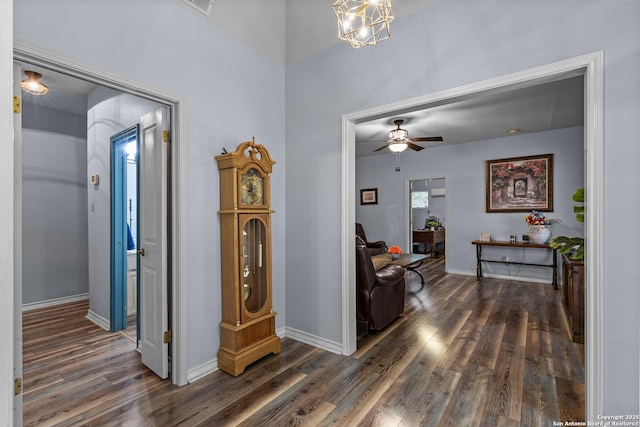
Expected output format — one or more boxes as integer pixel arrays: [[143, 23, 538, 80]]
[[85, 310, 110, 331], [286, 327, 343, 355], [446, 269, 556, 285], [187, 326, 287, 384], [13, 40, 189, 386], [404, 179, 411, 251], [22, 293, 89, 312], [341, 52, 604, 419], [188, 358, 219, 383], [583, 50, 604, 421], [341, 117, 357, 356], [1, 1, 15, 422]]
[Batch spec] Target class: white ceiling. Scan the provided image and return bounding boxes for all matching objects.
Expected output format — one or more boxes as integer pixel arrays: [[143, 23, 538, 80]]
[[355, 75, 584, 157], [17, 62, 95, 116], [207, 0, 442, 66], [17, 1, 584, 154]]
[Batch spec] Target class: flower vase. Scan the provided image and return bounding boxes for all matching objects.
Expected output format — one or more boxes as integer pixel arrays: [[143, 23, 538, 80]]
[[391, 253, 400, 260], [528, 225, 551, 244]]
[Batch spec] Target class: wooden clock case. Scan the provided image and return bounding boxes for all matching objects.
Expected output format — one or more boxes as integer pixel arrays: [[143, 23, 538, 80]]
[[215, 139, 280, 376]]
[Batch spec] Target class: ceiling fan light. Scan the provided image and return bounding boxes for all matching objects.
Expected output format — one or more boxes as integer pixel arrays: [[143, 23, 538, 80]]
[[388, 142, 407, 153], [21, 70, 49, 96], [388, 128, 409, 141]]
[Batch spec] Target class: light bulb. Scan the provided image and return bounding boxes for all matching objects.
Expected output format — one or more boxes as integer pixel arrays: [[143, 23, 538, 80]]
[[389, 143, 407, 153]]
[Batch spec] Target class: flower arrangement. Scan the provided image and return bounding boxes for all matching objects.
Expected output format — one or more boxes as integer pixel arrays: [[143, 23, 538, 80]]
[[388, 246, 403, 255], [524, 210, 560, 226]]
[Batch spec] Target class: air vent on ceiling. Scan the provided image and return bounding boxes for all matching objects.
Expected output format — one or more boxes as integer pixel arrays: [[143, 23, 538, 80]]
[[181, 0, 214, 16]]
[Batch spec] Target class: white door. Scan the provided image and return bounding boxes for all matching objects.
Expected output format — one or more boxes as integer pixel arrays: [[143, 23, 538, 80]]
[[13, 62, 24, 426], [138, 107, 169, 379]]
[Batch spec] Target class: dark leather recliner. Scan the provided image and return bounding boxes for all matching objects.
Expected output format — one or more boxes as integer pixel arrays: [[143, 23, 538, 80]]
[[356, 244, 406, 333], [356, 222, 388, 256]]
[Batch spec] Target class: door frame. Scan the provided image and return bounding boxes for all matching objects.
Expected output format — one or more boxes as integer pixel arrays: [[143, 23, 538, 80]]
[[110, 126, 139, 332], [405, 177, 447, 260], [13, 40, 189, 387], [341, 51, 604, 419]]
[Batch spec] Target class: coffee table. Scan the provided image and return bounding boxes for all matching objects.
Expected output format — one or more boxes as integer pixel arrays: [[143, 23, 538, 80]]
[[388, 253, 428, 289]]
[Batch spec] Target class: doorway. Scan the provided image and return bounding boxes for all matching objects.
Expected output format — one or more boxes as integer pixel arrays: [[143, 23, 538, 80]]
[[111, 126, 139, 335], [409, 177, 446, 259], [13, 42, 188, 391], [341, 53, 604, 419]]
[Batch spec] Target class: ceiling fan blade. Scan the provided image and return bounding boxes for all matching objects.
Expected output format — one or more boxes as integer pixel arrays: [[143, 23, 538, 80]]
[[373, 144, 390, 152], [407, 142, 425, 151], [411, 136, 444, 142]]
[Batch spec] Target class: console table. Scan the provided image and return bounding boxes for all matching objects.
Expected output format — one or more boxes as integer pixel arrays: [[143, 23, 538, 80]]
[[413, 229, 445, 257], [471, 240, 558, 289]]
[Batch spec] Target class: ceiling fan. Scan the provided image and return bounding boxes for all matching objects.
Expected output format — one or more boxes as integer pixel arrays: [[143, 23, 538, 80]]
[[374, 119, 443, 152]]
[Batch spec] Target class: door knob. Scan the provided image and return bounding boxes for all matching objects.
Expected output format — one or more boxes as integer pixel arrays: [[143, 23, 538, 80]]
[[137, 248, 146, 256]]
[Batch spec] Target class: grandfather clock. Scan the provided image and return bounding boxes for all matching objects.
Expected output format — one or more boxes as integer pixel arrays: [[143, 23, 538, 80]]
[[215, 138, 280, 376]]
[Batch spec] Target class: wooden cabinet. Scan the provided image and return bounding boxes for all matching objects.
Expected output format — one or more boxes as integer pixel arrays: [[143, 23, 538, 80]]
[[562, 254, 584, 343], [413, 229, 445, 257]]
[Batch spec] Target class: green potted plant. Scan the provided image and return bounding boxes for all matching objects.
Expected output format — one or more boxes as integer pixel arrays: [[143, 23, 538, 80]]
[[549, 187, 584, 260]]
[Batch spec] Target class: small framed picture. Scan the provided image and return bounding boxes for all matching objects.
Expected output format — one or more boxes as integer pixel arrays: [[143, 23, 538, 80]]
[[360, 188, 378, 205]]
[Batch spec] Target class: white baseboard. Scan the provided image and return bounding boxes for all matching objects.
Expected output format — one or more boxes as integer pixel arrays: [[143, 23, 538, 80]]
[[284, 327, 342, 355], [445, 268, 475, 277], [85, 310, 110, 331], [446, 268, 557, 285], [188, 358, 218, 383], [22, 293, 89, 311], [188, 327, 287, 383], [187, 326, 335, 383]]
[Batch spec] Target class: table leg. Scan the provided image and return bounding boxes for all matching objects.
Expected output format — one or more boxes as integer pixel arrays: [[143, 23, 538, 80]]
[[476, 245, 482, 281], [552, 248, 558, 290], [406, 265, 425, 284]]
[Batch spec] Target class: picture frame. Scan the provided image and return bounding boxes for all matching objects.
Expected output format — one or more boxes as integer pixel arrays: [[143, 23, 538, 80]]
[[360, 188, 378, 205], [485, 154, 553, 212]]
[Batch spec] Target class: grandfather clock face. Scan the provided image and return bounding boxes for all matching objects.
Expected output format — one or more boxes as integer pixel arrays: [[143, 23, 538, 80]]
[[241, 168, 264, 206]]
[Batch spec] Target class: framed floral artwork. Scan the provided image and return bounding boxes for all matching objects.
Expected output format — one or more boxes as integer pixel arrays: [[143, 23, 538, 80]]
[[360, 188, 378, 205], [485, 154, 553, 212]]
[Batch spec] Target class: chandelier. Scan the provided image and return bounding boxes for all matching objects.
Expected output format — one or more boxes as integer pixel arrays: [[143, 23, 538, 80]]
[[332, 0, 395, 49], [21, 71, 49, 96]]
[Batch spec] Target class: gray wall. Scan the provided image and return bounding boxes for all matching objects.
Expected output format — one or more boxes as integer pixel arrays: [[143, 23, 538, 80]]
[[285, 1, 640, 414], [14, 0, 640, 414], [356, 127, 584, 283], [15, 0, 287, 370], [22, 103, 88, 304]]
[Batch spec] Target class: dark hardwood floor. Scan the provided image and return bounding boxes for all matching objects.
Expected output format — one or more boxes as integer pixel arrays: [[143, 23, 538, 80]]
[[23, 256, 585, 426]]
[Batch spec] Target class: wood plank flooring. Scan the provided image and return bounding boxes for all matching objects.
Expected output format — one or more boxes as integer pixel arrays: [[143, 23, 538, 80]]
[[23, 256, 585, 426]]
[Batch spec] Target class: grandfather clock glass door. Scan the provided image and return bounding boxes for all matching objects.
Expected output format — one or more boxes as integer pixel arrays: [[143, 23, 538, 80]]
[[241, 215, 271, 321]]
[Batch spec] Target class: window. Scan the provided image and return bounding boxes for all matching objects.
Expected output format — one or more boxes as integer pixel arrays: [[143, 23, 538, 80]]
[[412, 191, 429, 209]]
